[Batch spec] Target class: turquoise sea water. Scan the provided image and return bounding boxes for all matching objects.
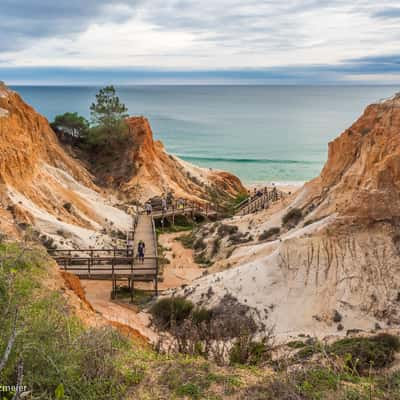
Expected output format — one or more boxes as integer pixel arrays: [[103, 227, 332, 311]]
[[12, 85, 398, 184]]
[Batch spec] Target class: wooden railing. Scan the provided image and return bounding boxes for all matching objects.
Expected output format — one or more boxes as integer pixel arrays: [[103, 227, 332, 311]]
[[235, 189, 284, 216], [151, 216, 159, 294], [151, 199, 216, 218], [49, 214, 161, 294], [49, 248, 132, 258]]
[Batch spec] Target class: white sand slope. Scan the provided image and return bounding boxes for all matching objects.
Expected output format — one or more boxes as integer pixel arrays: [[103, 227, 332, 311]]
[[175, 192, 399, 341]]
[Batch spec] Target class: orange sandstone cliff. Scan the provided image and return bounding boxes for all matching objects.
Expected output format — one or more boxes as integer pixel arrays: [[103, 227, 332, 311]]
[[92, 116, 245, 202], [300, 94, 400, 222], [0, 83, 132, 246]]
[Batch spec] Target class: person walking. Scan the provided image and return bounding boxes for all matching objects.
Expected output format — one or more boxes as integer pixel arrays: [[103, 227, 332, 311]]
[[161, 197, 167, 214], [137, 240, 145, 264]]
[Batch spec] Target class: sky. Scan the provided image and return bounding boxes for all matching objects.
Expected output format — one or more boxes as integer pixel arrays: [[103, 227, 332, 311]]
[[1, 0, 400, 84]]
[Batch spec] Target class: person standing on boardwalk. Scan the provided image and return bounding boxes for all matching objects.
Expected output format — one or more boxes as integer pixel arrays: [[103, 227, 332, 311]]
[[137, 240, 145, 263], [161, 197, 167, 214], [145, 203, 152, 215]]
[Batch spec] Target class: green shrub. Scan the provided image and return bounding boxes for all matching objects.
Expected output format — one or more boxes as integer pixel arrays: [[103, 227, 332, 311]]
[[192, 307, 213, 325], [282, 208, 303, 226], [295, 342, 323, 360], [297, 367, 339, 397], [150, 296, 194, 329], [177, 233, 195, 248], [0, 243, 138, 400], [194, 251, 212, 266], [230, 339, 270, 366], [287, 340, 306, 349], [258, 227, 280, 241], [176, 383, 202, 398], [217, 224, 238, 237], [328, 334, 400, 373]]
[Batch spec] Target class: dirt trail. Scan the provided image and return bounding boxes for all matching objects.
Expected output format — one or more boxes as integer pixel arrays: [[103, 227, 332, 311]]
[[158, 232, 204, 288], [81, 280, 158, 343], [81, 231, 202, 342]]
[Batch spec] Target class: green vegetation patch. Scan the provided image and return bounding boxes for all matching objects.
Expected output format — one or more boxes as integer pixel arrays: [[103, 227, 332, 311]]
[[150, 296, 195, 329], [158, 360, 241, 399], [258, 227, 280, 241], [327, 334, 400, 373], [282, 207, 303, 227], [176, 233, 195, 249], [0, 243, 147, 399]]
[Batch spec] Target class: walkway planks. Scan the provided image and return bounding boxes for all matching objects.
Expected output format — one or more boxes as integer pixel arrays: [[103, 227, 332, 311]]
[[49, 213, 160, 294]]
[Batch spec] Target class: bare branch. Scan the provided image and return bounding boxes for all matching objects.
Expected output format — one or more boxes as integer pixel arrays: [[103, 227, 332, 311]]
[[0, 308, 18, 373]]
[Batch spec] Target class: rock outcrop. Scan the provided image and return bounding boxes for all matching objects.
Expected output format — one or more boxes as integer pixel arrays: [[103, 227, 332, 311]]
[[93, 116, 245, 202], [0, 83, 132, 246], [301, 94, 400, 222]]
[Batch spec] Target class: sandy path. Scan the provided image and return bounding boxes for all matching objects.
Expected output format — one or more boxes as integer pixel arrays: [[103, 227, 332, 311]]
[[81, 280, 158, 343], [81, 231, 202, 342], [158, 232, 204, 289]]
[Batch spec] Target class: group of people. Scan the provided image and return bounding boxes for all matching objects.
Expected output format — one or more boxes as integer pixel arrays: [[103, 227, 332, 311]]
[[248, 185, 278, 202], [145, 196, 170, 215]]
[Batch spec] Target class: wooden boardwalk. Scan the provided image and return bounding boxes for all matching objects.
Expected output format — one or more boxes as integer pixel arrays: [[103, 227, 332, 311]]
[[235, 188, 284, 216], [50, 213, 160, 295], [133, 214, 157, 263], [151, 200, 217, 220], [50, 200, 216, 297]]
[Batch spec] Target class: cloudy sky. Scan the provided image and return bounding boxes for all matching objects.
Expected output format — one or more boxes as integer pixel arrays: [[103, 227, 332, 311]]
[[1, 0, 400, 84]]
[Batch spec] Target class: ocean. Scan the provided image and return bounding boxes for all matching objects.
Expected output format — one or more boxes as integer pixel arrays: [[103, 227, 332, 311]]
[[12, 85, 398, 184]]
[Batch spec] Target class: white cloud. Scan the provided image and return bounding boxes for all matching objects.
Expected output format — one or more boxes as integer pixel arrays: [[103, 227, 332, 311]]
[[2, 0, 400, 70]]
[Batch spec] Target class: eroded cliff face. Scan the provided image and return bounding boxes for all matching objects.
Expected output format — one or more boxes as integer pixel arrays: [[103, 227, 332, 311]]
[[0, 82, 93, 189], [0, 83, 131, 247], [302, 94, 400, 222], [95, 116, 245, 201]]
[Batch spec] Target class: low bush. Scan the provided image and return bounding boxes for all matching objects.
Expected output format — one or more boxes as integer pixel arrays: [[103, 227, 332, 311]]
[[192, 307, 213, 325], [328, 333, 400, 373], [150, 296, 194, 329], [258, 227, 280, 241], [230, 338, 270, 366], [282, 208, 303, 227], [176, 233, 195, 248], [194, 251, 212, 266], [217, 224, 238, 237], [287, 340, 306, 349]]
